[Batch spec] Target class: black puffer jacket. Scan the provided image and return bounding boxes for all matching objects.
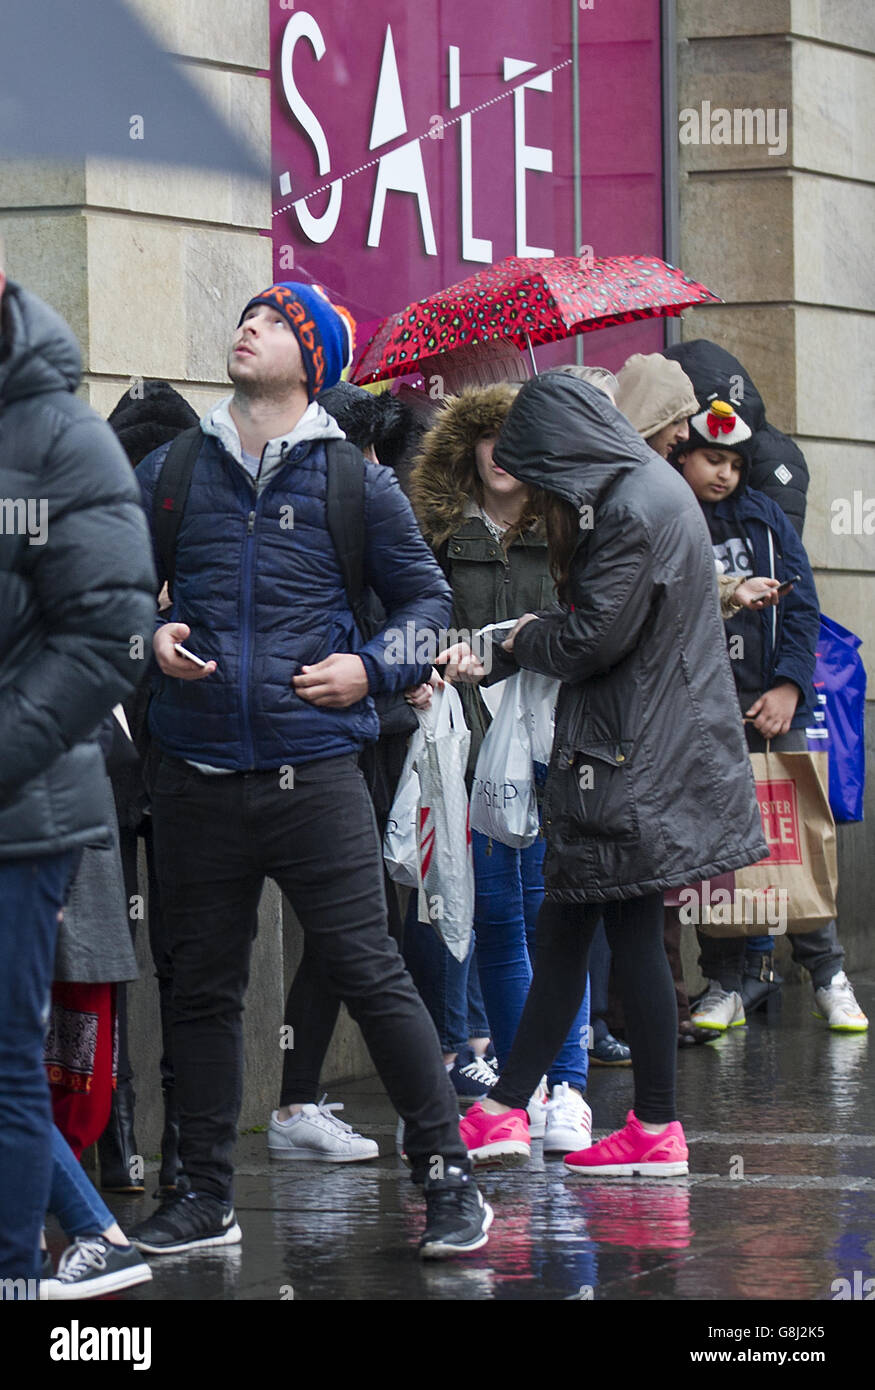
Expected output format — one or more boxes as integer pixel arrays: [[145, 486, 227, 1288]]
[[0, 282, 157, 858], [664, 339, 809, 536], [491, 373, 768, 904]]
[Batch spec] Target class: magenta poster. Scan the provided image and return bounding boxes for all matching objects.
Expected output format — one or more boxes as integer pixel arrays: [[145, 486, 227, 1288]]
[[269, 0, 665, 376]]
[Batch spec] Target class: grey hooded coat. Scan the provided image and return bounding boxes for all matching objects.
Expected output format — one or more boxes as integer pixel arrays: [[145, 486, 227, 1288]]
[[490, 373, 768, 904]]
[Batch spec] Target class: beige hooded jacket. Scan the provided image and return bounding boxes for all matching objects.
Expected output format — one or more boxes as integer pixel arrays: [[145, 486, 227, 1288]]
[[614, 352, 699, 440]]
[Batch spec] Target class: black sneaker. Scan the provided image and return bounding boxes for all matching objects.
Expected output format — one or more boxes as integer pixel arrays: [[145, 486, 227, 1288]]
[[128, 1189, 241, 1255], [41, 1235, 152, 1300], [419, 1164, 493, 1259], [448, 1045, 498, 1103]]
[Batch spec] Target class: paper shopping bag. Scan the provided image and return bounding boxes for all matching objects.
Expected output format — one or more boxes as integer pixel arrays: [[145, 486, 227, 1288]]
[[698, 748, 838, 937]]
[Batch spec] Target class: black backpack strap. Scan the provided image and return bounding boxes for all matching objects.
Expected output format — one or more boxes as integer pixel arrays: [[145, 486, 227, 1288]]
[[152, 426, 202, 601], [325, 438, 368, 627]]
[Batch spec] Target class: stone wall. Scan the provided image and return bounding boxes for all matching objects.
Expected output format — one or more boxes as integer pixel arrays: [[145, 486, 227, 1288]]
[[675, 1, 875, 678]]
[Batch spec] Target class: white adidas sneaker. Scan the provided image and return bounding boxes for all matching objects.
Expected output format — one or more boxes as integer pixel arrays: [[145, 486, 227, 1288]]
[[268, 1097, 379, 1162], [543, 1082, 593, 1155], [527, 1078, 548, 1139]]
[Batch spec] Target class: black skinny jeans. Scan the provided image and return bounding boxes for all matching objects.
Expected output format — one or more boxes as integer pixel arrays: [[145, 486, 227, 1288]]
[[492, 891, 679, 1125], [151, 753, 465, 1197]]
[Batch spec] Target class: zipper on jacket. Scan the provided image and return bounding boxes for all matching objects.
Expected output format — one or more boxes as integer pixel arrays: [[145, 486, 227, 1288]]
[[239, 504, 258, 770], [239, 442, 291, 768], [238, 442, 272, 771]]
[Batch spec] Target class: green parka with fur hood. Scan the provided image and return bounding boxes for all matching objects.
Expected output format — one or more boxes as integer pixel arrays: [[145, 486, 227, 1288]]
[[409, 385, 554, 774]]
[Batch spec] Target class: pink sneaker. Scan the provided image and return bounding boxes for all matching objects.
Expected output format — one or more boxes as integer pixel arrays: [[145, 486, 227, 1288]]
[[564, 1111, 689, 1178], [459, 1103, 531, 1167]]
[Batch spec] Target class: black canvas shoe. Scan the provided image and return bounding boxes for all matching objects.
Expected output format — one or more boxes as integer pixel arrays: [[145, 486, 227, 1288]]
[[42, 1235, 152, 1300], [128, 1189, 241, 1255], [419, 1164, 493, 1259]]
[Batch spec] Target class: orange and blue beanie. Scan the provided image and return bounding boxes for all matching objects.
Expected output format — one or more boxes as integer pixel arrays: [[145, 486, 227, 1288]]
[[237, 281, 356, 400]]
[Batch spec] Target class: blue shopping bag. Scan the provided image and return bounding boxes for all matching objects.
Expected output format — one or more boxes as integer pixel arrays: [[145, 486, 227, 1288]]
[[806, 615, 866, 822]]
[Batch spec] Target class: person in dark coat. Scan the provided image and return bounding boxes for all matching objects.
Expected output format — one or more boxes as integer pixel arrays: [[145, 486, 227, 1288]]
[[664, 339, 809, 536], [129, 281, 492, 1259], [94, 380, 201, 1196], [0, 265, 156, 1285], [437, 372, 768, 1177], [672, 401, 868, 1034]]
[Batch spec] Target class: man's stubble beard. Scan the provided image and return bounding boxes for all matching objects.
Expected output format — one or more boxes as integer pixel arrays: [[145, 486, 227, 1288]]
[[227, 352, 305, 409]]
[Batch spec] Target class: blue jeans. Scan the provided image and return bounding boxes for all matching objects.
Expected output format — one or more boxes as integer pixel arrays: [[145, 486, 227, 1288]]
[[0, 852, 75, 1280], [403, 894, 491, 1052], [472, 831, 590, 1092], [49, 1125, 114, 1239]]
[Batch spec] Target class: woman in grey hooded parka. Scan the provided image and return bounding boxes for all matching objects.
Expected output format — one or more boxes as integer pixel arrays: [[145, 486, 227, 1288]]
[[447, 373, 767, 1176]]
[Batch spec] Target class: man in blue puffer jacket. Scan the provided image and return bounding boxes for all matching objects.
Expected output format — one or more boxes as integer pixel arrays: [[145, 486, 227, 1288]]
[[129, 282, 493, 1260]]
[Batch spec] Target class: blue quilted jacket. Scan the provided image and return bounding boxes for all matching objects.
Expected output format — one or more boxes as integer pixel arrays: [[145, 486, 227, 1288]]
[[136, 401, 451, 770]]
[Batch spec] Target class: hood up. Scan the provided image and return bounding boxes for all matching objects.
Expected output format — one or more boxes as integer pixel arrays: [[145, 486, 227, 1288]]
[[409, 383, 521, 544], [0, 281, 81, 407], [614, 352, 699, 439], [663, 339, 766, 432], [493, 373, 655, 512]]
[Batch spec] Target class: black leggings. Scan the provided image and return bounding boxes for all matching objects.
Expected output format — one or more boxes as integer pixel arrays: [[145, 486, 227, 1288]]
[[492, 891, 678, 1124]]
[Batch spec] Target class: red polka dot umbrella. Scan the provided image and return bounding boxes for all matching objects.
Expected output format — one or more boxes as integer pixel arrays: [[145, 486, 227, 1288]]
[[351, 254, 721, 385]]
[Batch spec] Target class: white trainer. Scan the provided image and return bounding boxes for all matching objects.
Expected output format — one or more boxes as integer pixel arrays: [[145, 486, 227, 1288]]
[[814, 972, 869, 1033], [527, 1077, 548, 1139], [690, 981, 746, 1031], [543, 1082, 593, 1155], [268, 1096, 379, 1162]]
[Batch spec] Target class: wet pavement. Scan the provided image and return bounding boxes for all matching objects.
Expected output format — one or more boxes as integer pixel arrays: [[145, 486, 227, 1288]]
[[67, 971, 875, 1302]]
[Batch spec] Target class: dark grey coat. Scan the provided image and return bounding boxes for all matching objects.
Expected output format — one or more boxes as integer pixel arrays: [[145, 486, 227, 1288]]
[[54, 772, 137, 983], [0, 282, 156, 858], [490, 373, 768, 904]]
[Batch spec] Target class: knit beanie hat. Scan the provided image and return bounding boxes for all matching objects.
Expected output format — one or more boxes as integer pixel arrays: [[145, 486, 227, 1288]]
[[237, 281, 356, 401], [614, 353, 699, 439], [107, 379, 200, 466], [684, 399, 752, 458]]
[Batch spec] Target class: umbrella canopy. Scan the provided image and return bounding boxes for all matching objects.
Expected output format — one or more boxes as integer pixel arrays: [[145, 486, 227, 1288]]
[[352, 255, 721, 385], [0, 0, 264, 177]]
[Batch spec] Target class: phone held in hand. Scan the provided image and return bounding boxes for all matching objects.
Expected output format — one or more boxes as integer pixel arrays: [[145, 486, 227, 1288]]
[[173, 642, 209, 669]]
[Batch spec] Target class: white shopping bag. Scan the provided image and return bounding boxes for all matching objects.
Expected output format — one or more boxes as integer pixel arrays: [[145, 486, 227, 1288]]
[[469, 669, 559, 849], [383, 735, 423, 889], [383, 683, 474, 962]]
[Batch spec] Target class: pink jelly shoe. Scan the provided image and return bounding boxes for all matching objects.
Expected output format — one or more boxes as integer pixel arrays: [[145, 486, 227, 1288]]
[[459, 1102, 531, 1167], [564, 1111, 689, 1177]]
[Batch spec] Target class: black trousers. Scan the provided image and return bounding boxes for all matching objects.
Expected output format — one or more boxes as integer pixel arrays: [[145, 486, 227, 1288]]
[[492, 891, 678, 1125], [151, 753, 465, 1197]]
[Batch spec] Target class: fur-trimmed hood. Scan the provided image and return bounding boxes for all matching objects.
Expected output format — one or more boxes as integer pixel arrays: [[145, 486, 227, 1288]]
[[409, 383, 523, 545]]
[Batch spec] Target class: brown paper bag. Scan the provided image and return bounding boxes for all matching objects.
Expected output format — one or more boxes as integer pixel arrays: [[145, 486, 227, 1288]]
[[698, 748, 838, 938]]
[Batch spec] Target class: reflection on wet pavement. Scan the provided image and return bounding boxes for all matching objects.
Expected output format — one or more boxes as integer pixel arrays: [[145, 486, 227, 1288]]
[[78, 972, 873, 1300]]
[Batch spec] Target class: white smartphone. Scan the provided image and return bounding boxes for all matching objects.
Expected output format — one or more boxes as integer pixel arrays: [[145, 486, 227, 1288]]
[[173, 642, 209, 669]]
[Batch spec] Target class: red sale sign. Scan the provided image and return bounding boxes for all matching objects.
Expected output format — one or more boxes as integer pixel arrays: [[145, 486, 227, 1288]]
[[755, 779, 803, 865], [269, 0, 666, 375]]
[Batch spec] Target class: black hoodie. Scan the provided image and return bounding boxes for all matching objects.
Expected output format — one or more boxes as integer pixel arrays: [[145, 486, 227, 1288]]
[[664, 339, 809, 536]]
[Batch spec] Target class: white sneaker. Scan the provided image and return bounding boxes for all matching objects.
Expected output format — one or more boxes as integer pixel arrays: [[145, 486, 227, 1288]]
[[814, 972, 869, 1033], [690, 981, 746, 1031], [268, 1096, 379, 1162], [527, 1078, 548, 1139], [543, 1082, 593, 1155]]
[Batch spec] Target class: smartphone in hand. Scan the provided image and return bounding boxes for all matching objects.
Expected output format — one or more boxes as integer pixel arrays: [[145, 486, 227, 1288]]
[[173, 642, 209, 669]]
